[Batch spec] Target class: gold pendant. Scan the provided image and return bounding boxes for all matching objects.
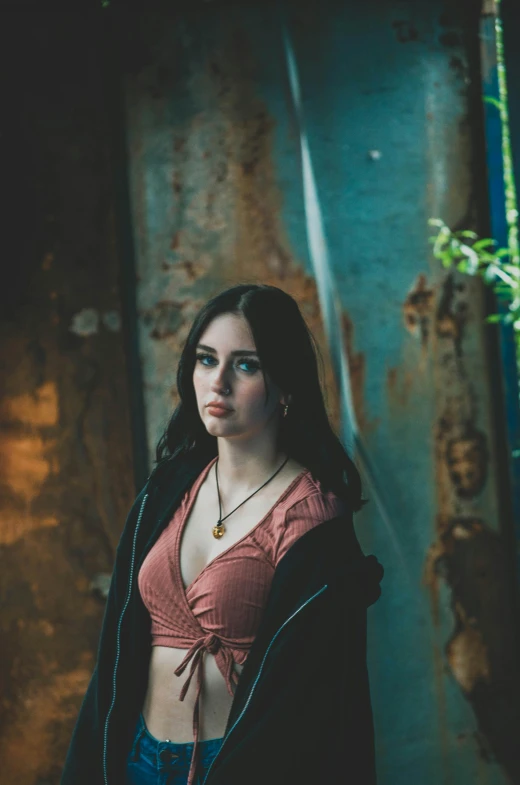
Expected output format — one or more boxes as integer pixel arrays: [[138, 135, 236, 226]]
[[213, 523, 225, 539]]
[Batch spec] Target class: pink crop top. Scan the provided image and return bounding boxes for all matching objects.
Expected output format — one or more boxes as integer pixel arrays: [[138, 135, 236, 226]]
[[137, 455, 346, 785]]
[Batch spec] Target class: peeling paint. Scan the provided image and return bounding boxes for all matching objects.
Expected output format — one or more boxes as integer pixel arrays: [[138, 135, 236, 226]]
[[445, 428, 489, 498], [403, 273, 435, 347], [341, 311, 380, 433], [446, 602, 491, 692], [424, 513, 520, 779], [141, 300, 184, 340], [69, 308, 99, 337], [435, 274, 468, 344]]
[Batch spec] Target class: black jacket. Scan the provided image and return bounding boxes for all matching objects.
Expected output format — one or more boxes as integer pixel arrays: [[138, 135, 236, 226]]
[[60, 450, 384, 785]]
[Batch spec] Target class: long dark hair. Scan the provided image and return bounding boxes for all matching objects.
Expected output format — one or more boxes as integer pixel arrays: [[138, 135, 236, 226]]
[[155, 283, 367, 512]]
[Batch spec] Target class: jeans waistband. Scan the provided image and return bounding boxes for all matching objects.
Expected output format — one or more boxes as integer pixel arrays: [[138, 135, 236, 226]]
[[130, 712, 223, 768]]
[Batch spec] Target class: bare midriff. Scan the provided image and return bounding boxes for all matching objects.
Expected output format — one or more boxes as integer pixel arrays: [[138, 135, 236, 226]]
[[142, 646, 244, 742]]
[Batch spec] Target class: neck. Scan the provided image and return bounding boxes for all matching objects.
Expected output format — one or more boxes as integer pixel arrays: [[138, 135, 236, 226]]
[[214, 441, 288, 495]]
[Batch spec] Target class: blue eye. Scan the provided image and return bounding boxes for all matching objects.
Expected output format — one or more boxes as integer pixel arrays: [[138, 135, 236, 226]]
[[195, 353, 260, 374]]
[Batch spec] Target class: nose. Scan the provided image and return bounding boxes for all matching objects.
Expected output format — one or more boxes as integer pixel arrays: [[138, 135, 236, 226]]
[[210, 364, 231, 394]]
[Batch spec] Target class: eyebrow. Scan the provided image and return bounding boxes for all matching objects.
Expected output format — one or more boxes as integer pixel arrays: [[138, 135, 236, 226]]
[[196, 343, 259, 357]]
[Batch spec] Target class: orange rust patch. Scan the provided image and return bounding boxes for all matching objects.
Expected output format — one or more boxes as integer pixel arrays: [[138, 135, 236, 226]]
[[402, 273, 434, 347], [424, 512, 520, 774], [386, 366, 415, 407], [445, 429, 488, 499], [0, 515, 59, 547], [341, 311, 379, 433], [446, 603, 490, 693], [0, 434, 57, 501], [0, 665, 93, 785], [435, 273, 468, 345], [0, 381, 59, 427]]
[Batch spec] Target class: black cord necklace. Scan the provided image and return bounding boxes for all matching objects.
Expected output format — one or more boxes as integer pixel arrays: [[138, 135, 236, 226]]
[[212, 455, 290, 539]]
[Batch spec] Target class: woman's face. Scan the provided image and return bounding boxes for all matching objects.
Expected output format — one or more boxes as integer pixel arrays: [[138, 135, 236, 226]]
[[193, 313, 284, 440]]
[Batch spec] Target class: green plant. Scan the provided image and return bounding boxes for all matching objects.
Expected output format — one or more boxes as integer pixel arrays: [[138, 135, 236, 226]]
[[428, 218, 520, 332], [428, 0, 520, 427]]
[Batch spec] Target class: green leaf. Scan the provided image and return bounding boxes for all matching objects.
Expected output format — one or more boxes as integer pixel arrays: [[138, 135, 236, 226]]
[[473, 238, 496, 252], [483, 95, 503, 110], [485, 314, 503, 323], [483, 266, 499, 283]]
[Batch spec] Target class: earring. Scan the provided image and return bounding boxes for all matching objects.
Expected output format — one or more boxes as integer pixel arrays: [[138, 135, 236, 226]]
[[283, 404, 289, 418]]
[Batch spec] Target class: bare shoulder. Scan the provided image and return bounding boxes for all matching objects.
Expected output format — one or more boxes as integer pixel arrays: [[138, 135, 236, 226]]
[[284, 458, 309, 482]]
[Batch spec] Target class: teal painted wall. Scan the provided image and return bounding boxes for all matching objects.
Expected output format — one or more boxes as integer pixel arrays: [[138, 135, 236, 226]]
[[120, 3, 520, 782]]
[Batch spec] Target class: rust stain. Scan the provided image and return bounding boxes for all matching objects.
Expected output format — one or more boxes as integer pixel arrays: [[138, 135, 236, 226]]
[[436, 275, 467, 344], [0, 662, 93, 785], [446, 602, 490, 693], [425, 268, 520, 779], [0, 515, 59, 547], [424, 516, 518, 700], [402, 273, 435, 348], [0, 382, 59, 427], [150, 32, 344, 431], [142, 300, 185, 340], [206, 36, 294, 278], [386, 366, 415, 407], [341, 311, 380, 433], [0, 434, 57, 502], [445, 428, 488, 498]]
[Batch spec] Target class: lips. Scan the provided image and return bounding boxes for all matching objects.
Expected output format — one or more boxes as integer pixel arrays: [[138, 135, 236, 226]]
[[206, 402, 233, 411]]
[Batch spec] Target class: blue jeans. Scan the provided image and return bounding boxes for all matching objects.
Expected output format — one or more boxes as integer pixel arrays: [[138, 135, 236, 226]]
[[125, 712, 224, 785]]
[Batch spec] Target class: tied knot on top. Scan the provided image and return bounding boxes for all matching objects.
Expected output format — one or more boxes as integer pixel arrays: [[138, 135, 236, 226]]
[[173, 629, 241, 785], [205, 633, 221, 655], [174, 632, 230, 702]]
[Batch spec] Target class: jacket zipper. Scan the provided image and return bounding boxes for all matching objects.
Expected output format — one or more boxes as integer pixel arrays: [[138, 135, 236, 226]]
[[102, 491, 149, 785], [201, 583, 329, 785]]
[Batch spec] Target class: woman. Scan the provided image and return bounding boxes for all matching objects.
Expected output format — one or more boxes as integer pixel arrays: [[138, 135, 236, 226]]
[[61, 283, 384, 785]]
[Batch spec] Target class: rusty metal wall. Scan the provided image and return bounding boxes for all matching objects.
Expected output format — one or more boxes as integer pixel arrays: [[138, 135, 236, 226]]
[[121, 2, 520, 784], [0, 11, 136, 785], [482, 0, 520, 586]]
